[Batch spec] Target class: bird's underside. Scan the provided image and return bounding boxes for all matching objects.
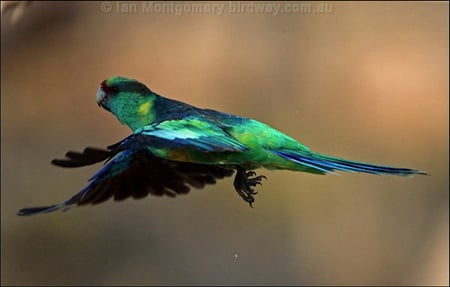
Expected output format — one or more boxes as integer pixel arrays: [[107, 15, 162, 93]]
[[17, 146, 266, 216]]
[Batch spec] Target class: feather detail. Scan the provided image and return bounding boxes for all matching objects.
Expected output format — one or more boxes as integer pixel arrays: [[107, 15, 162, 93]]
[[272, 150, 426, 176]]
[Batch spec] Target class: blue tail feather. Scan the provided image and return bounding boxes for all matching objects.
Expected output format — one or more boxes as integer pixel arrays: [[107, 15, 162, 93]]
[[272, 150, 426, 176]]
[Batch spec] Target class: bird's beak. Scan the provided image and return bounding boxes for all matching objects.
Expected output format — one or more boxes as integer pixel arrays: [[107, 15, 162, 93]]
[[96, 88, 106, 107]]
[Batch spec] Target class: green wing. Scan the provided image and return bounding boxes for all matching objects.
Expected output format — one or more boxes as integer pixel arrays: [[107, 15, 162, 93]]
[[135, 117, 248, 153]]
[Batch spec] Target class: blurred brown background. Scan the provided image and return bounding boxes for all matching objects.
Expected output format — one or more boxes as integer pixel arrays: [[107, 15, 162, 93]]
[[1, 1, 448, 285]]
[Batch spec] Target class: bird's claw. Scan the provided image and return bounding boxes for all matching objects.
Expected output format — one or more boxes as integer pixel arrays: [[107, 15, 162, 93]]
[[246, 171, 256, 177], [233, 167, 266, 207]]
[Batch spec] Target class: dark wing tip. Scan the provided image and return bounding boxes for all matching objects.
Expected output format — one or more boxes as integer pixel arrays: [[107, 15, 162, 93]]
[[17, 204, 67, 216], [51, 147, 116, 168]]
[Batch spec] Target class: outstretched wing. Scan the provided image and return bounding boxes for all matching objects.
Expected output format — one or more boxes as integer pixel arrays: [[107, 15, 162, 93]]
[[51, 147, 118, 167], [17, 144, 234, 216], [134, 117, 249, 153]]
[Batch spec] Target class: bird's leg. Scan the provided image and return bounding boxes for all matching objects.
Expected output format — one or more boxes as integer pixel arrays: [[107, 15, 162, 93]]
[[233, 167, 266, 207]]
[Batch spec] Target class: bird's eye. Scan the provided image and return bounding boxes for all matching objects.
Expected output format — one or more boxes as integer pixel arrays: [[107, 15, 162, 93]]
[[111, 86, 119, 93]]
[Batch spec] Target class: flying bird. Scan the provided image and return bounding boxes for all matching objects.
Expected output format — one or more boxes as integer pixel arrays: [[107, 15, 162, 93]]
[[17, 76, 426, 216]]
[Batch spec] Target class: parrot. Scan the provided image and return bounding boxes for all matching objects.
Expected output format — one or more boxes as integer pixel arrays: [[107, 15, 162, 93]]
[[17, 76, 426, 216]]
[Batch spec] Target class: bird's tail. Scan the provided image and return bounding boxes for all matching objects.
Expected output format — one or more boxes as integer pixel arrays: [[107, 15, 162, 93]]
[[272, 150, 427, 176]]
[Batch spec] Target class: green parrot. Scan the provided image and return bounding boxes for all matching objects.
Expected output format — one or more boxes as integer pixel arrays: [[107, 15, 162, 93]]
[[17, 76, 426, 216]]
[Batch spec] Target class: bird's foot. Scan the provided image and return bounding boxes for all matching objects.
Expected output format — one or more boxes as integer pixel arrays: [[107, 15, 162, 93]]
[[233, 167, 266, 207]]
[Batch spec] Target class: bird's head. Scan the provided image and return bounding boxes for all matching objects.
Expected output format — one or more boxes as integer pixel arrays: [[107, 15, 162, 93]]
[[97, 76, 157, 131]]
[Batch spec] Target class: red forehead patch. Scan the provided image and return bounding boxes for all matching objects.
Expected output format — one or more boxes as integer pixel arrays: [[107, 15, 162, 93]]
[[100, 80, 111, 93]]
